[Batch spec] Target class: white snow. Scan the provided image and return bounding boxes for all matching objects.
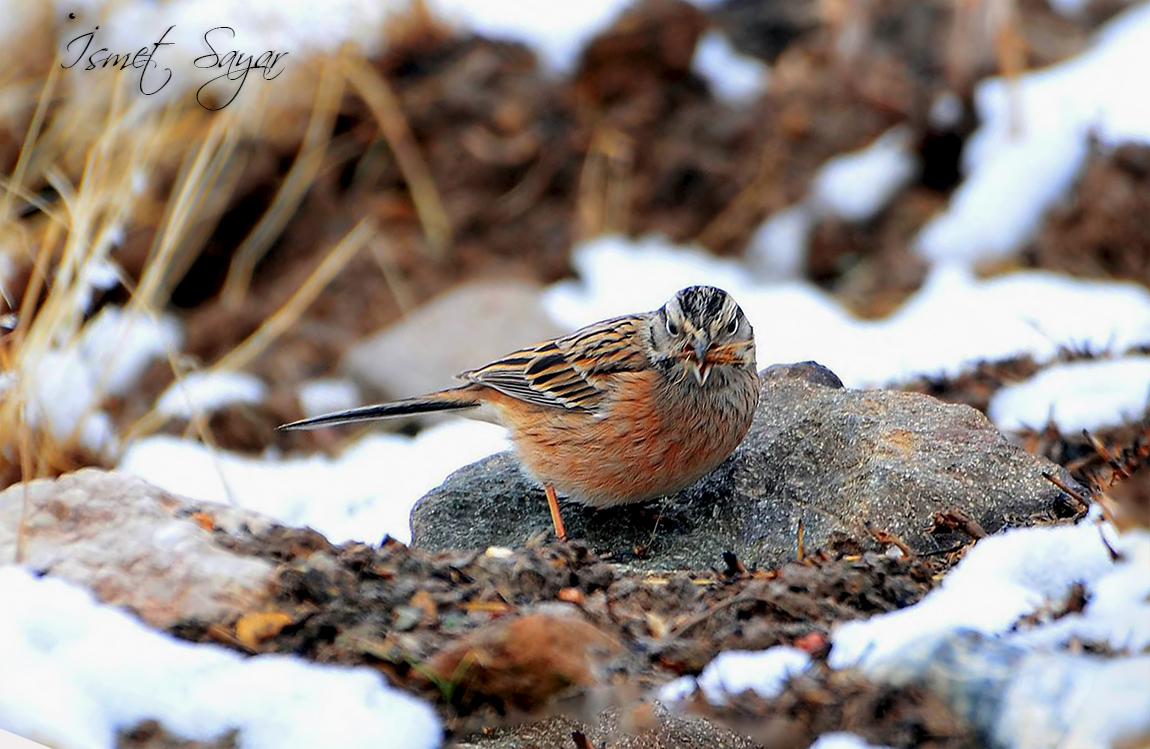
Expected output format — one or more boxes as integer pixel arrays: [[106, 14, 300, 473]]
[[989, 356, 1150, 433], [1010, 529, 1150, 653], [747, 126, 919, 277], [812, 126, 920, 223], [696, 647, 811, 703], [298, 378, 363, 419], [829, 521, 1146, 671], [427, 0, 631, 73], [118, 420, 510, 545], [0, 566, 441, 749], [915, 2, 1150, 265], [746, 204, 814, 280], [156, 370, 269, 420], [996, 651, 1150, 749], [1047, 0, 1093, 19], [810, 734, 893, 749], [21, 349, 119, 455], [658, 646, 810, 705], [75, 259, 121, 315], [18, 307, 182, 454], [929, 91, 964, 130], [692, 30, 769, 106], [824, 522, 1150, 747], [547, 236, 1150, 388], [79, 306, 182, 398]]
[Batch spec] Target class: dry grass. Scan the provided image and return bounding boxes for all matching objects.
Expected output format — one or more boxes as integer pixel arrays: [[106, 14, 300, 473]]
[[0, 25, 408, 492]]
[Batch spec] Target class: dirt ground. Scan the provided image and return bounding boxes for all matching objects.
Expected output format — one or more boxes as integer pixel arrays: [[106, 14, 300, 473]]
[[170, 521, 958, 745]]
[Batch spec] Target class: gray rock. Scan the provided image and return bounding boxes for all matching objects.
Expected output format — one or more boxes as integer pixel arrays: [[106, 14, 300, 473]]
[[411, 362, 1080, 569], [342, 280, 565, 415], [0, 468, 278, 629], [871, 629, 1150, 749]]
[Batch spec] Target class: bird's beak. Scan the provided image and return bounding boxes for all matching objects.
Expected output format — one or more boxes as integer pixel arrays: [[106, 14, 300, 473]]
[[691, 337, 712, 385]]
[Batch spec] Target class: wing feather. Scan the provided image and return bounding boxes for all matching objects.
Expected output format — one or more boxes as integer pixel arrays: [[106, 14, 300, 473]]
[[459, 315, 649, 412]]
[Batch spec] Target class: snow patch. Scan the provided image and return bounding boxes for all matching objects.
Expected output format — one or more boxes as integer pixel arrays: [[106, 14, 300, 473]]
[[915, 3, 1150, 264], [18, 307, 181, 454], [812, 126, 920, 223], [658, 646, 810, 705], [118, 420, 510, 545], [811, 734, 894, 749], [0, 566, 441, 749], [156, 370, 269, 420], [298, 378, 363, 419], [692, 30, 769, 105], [548, 237, 1150, 388], [427, 0, 632, 73], [989, 357, 1150, 432], [829, 522, 1139, 671]]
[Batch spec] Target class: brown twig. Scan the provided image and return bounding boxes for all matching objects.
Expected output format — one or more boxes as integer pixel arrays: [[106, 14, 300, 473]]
[[665, 593, 753, 641], [1042, 472, 1092, 509], [864, 522, 915, 559], [571, 730, 599, 749], [722, 551, 747, 578], [930, 508, 988, 540]]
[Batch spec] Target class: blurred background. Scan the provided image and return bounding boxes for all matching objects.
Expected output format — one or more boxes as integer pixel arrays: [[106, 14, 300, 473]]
[[0, 0, 1148, 544]]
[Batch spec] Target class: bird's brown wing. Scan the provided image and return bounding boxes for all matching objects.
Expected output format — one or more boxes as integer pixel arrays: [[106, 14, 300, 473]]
[[459, 315, 649, 413]]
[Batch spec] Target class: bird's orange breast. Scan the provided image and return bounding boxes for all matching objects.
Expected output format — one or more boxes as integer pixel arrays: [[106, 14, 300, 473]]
[[484, 369, 757, 507]]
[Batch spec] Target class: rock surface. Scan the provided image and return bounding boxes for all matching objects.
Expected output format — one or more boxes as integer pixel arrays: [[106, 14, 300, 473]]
[[342, 279, 565, 409], [0, 468, 278, 628], [411, 362, 1080, 569]]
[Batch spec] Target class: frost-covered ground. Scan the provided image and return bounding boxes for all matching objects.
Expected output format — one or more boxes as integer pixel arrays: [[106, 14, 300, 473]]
[[3, 1, 1150, 748]]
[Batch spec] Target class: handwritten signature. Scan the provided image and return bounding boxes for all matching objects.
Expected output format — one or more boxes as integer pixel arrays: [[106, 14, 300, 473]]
[[61, 25, 289, 111]]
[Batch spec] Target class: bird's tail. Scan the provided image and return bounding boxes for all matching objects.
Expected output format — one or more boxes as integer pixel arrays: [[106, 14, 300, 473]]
[[277, 388, 480, 431]]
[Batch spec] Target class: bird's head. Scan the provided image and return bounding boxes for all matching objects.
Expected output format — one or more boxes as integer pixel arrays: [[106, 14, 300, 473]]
[[650, 285, 756, 386]]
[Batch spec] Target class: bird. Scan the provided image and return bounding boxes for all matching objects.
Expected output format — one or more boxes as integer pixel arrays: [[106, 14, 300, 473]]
[[278, 285, 760, 542]]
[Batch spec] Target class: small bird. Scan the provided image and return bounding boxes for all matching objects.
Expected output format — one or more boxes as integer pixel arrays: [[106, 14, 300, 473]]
[[279, 285, 760, 541]]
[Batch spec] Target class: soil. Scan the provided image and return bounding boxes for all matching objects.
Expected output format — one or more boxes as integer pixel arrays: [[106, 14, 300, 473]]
[[167, 521, 970, 745], [1023, 142, 1150, 289]]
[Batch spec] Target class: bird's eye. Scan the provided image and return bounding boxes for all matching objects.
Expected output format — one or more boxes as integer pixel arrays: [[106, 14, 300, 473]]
[[666, 318, 679, 336], [726, 317, 739, 334]]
